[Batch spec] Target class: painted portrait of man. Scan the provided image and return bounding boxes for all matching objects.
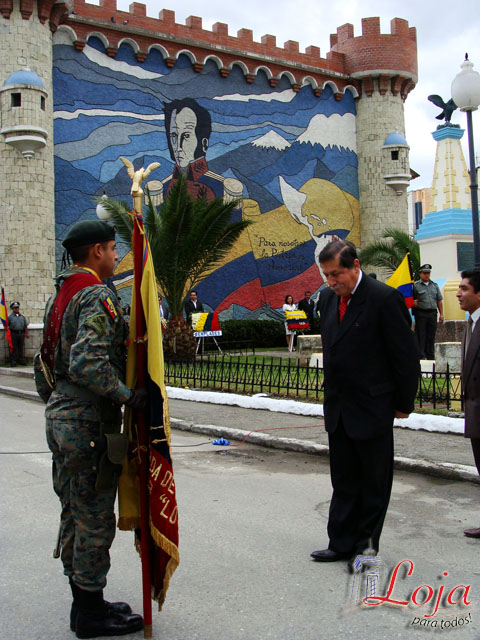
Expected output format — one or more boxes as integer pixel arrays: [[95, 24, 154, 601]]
[[163, 98, 224, 202]]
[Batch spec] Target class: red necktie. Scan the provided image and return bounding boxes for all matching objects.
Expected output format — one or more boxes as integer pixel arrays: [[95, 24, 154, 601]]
[[339, 294, 352, 322]]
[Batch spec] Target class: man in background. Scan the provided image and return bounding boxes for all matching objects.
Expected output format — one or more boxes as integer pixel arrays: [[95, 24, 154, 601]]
[[457, 268, 480, 538], [8, 301, 29, 366], [297, 290, 315, 332], [184, 290, 204, 323], [413, 264, 444, 360]]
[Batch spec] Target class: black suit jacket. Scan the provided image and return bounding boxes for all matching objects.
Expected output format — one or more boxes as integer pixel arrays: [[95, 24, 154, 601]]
[[297, 298, 315, 324], [184, 299, 204, 317], [462, 320, 480, 439], [318, 273, 419, 440]]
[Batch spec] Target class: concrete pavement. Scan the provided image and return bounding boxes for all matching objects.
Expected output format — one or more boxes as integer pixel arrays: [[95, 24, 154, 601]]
[[3, 394, 480, 640], [0, 365, 478, 485]]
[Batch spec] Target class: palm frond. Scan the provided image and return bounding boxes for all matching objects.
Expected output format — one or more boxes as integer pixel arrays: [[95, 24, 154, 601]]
[[95, 197, 134, 245], [145, 176, 252, 317], [360, 227, 420, 277]]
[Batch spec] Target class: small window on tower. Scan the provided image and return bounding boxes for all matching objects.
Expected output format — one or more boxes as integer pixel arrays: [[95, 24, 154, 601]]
[[11, 93, 21, 107], [391, 150, 399, 161], [41, 96, 45, 110]]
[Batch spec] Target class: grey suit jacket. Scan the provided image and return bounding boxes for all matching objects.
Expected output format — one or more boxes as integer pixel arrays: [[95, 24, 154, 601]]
[[462, 321, 480, 438]]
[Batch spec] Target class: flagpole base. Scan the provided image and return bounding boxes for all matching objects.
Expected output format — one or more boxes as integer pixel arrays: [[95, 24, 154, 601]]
[[143, 623, 153, 638]]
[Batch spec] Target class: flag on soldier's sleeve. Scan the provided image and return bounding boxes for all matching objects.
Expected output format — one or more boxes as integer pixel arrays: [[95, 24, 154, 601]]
[[118, 215, 179, 610], [386, 254, 414, 308], [0, 288, 13, 354]]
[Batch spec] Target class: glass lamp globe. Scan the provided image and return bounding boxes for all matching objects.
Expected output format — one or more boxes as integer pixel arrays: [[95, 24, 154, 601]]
[[96, 194, 111, 220], [451, 55, 480, 112]]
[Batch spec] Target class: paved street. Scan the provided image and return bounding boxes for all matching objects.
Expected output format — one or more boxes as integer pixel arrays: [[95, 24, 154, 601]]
[[1, 393, 480, 639]]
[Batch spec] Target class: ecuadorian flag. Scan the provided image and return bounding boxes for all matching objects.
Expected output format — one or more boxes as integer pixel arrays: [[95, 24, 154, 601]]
[[1, 287, 13, 354], [386, 254, 414, 308]]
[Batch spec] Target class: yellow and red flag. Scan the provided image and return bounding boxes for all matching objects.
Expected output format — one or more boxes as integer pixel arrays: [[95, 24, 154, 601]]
[[386, 254, 414, 309], [118, 213, 179, 612], [1, 288, 13, 354]]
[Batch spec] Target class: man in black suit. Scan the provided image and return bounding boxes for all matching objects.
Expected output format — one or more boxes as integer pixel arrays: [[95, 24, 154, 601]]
[[457, 269, 480, 537], [184, 290, 204, 323], [311, 241, 418, 566], [297, 290, 315, 332]]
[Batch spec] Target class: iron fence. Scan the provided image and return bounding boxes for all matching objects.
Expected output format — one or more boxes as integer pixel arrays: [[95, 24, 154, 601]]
[[164, 355, 463, 411]]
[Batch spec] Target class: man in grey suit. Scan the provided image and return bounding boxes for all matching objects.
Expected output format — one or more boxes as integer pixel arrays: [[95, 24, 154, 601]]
[[457, 268, 480, 538], [311, 240, 419, 567]]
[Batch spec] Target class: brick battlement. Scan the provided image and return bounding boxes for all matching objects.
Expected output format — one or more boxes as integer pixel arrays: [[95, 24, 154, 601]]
[[67, 0, 343, 72], [330, 17, 417, 81], [59, 1, 416, 97]]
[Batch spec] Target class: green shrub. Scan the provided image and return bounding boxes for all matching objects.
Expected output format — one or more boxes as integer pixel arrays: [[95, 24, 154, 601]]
[[219, 319, 285, 348]]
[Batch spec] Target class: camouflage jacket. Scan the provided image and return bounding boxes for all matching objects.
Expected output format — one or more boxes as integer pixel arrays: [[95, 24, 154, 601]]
[[40, 267, 131, 421]]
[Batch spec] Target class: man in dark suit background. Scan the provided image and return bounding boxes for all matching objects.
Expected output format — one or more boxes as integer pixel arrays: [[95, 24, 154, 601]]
[[297, 290, 315, 332], [311, 241, 419, 566], [457, 268, 480, 538], [184, 290, 204, 323]]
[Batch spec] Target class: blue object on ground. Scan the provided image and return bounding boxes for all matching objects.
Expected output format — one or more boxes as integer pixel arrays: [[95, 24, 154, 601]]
[[212, 437, 230, 446]]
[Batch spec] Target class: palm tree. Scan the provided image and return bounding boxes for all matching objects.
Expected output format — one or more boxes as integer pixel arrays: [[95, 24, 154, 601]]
[[359, 227, 421, 279], [99, 175, 252, 360]]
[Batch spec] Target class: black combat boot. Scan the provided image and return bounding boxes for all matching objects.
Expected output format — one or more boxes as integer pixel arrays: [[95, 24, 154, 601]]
[[69, 578, 133, 632], [72, 584, 143, 639]]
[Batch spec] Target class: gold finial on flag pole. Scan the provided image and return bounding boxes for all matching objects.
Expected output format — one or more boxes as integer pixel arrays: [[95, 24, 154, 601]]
[[120, 157, 160, 215]]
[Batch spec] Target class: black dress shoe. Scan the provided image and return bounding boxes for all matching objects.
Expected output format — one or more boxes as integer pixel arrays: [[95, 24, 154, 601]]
[[310, 548, 350, 562]]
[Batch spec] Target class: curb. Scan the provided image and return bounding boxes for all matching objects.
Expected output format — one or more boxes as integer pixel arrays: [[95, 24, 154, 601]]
[[1, 382, 478, 486], [170, 418, 480, 486], [0, 385, 43, 403]]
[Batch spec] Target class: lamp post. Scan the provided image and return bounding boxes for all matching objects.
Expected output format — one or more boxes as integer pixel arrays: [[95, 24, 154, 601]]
[[451, 54, 480, 267]]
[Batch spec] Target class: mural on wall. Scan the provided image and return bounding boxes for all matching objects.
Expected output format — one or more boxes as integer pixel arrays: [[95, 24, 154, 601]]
[[52, 31, 360, 320]]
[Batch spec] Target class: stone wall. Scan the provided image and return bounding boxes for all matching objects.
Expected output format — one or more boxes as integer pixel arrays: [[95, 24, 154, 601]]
[[0, 2, 61, 323], [356, 88, 409, 246]]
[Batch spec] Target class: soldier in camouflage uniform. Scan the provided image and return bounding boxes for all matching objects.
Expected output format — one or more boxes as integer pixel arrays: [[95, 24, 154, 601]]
[[35, 220, 145, 639]]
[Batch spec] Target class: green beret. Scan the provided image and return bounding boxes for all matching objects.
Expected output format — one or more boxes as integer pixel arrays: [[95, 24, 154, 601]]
[[62, 220, 116, 250]]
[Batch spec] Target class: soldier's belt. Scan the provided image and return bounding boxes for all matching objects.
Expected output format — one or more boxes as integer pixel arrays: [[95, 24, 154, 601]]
[[56, 379, 98, 403]]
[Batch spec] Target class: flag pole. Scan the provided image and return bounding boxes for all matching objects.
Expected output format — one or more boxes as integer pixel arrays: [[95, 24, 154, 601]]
[[1, 287, 13, 357], [121, 158, 160, 638], [128, 164, 154, 639], [132, 207, 153, 639]]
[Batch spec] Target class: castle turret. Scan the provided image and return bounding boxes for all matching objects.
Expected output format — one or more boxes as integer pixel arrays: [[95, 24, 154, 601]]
[[330, 17, 418, 246], [0, 0, 70, 324]]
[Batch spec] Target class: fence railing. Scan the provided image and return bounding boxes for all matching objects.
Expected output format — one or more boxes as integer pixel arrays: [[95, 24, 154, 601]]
[[164, 355, 463, 411]]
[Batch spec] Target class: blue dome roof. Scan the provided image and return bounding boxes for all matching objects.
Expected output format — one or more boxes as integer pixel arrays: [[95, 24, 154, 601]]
[[4, 68, 44, 88], [383, 132, 408, 146]]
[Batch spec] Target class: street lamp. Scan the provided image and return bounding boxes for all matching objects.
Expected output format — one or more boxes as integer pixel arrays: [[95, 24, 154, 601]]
[[451, 54, 480, 267], [96, 193, 111, 220]]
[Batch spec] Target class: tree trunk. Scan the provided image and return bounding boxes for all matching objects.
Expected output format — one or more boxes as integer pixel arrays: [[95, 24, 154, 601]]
[[163, 315, 197, 362]]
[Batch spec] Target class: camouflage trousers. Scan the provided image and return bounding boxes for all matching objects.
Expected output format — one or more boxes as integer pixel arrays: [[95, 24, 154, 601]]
[[46, 418, 117, 592]]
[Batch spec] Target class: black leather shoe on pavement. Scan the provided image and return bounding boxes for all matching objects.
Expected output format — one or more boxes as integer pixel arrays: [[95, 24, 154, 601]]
[[310, 548, 350, 562]]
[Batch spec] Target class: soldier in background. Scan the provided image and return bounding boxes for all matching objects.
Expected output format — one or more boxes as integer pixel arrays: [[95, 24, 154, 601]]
[[35, 220, 146, 639], [413, 264, 444, 360], [8, 301, 29, 366]]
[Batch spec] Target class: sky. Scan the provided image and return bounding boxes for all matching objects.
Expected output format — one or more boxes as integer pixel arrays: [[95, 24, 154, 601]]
[[113, 0, 480, 191]]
